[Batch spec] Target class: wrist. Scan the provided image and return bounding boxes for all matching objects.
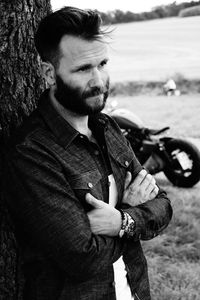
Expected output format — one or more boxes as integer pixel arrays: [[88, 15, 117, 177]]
[[118, 210, 136, 238], [115, 209, 123, 236]]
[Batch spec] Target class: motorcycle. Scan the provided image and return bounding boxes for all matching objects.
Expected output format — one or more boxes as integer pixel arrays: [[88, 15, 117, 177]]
[[105, 101, 200, 187]]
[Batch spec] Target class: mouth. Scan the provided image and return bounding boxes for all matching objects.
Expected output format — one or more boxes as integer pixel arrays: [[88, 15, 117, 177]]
[[87, 93, 104, 100]]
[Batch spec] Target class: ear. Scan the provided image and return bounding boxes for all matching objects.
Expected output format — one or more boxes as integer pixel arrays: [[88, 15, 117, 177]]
[[41, 62, 56, 86]]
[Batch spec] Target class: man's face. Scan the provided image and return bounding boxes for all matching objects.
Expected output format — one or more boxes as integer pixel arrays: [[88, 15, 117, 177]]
[[54, 35, 110, 115]]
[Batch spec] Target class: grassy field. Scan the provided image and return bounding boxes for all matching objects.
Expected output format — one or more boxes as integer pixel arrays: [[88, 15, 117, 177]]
[[143, 174, 200, 300], [107, 16, 200, 82], [111, 95, 200, 299], [111, 94, 200, 138], [105, 15, 200, 299]]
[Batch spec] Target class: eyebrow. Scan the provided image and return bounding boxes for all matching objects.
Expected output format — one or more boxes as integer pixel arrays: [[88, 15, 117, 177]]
[[75, 63, 92, 71], [73, 58, 109, 72]]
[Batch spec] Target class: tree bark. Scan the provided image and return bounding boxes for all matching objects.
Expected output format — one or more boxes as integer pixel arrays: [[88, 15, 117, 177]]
[[0, 1, 51, 298]]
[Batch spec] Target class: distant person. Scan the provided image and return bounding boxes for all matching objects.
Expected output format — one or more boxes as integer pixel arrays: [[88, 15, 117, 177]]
[[4, 7, 172, 300], [163, 78, 180, 96]]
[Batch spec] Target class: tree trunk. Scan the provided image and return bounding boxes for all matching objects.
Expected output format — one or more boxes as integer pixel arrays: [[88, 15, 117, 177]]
[[0, 1, 51, 298]]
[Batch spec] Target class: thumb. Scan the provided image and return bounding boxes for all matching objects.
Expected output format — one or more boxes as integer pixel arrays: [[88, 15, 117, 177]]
[[85, 193, 104, 208]]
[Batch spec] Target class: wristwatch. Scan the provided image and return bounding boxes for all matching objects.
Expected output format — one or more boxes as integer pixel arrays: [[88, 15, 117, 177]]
[[118, 209, 136, 238]]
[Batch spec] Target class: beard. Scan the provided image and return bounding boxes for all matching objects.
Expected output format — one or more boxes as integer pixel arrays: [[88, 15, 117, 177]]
[[54, 74, 110, 116]]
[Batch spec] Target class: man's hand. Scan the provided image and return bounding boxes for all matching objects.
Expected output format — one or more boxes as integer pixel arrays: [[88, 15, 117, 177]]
[[86, 193, 121, 236], [122, 169, 159, 206]]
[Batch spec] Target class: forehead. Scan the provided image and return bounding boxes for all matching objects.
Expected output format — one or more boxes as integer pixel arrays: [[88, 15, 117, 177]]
[[59, 35, 109, 67]]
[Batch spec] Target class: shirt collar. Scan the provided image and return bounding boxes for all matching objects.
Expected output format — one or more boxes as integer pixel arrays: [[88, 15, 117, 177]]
[[38, 89, 108, 148]]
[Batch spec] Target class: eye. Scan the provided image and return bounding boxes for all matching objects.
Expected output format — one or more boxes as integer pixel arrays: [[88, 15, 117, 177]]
[[99, 60, 108, 68]]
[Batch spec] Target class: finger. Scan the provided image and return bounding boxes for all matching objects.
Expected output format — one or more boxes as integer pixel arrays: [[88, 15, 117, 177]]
[[85, 193, 104, 208], [144, 186, 156, 202], [140, 173, 154, 191], [131, 169, 147, 188], [124, 171, 132, 190], [147, 185, 159, 200], [150, 185, 159, 199], [145, 185, 155, 200]]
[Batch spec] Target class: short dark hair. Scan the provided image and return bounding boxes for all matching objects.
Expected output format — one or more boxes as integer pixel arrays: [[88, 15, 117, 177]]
[[35, 6, 106, 66]]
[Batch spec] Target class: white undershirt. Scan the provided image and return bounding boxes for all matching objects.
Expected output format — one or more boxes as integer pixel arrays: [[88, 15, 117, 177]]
[[108, 174, 134, 300]]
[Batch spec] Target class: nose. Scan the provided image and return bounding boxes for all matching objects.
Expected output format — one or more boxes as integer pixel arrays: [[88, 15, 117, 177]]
[[88, 68, 104, 89]]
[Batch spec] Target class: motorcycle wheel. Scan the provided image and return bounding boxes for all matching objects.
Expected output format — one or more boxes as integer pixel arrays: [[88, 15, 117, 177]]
[[163, 138, 200, 187]]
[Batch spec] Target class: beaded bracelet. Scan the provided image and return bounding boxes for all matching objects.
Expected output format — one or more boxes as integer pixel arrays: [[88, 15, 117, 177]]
[[118, 209, 127, 238], [118, 210, 136, 238]]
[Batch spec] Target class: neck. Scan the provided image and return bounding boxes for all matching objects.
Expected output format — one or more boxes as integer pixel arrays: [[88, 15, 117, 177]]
[[50, 89, 91, 137]]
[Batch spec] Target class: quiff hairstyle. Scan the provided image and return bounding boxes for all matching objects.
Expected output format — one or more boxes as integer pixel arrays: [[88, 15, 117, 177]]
[[35, 6, 106, 67]]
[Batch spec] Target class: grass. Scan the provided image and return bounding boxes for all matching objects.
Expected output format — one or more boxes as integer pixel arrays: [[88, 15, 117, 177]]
[[108, 16, 200, 82], [109, 94, 200, 138], [142, 174, 200, 300], [111, 94, 200, 299], [105, 14, 200, 299]]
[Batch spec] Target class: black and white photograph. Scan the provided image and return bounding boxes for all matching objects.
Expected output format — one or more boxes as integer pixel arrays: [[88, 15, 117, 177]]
[[0, 1, 199, 299]]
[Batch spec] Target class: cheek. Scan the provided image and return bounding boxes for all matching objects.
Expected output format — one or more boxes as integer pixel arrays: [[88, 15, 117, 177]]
[[68, 75, 88, 91]]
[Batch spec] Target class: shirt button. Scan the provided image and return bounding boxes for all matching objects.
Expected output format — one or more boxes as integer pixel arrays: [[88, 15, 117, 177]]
[[124, 160, 129, 167], [79, 135, 84, 139], [110, 281, 115, 287], [88, 182, 93, 188], [94, 150, 99, 155]]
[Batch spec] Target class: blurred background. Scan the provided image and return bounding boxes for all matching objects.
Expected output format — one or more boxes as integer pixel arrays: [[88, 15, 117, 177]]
[[51, 0, 200, 83]]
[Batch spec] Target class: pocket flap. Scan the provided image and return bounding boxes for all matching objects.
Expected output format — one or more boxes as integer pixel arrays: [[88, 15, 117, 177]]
[[113, 150, 133, 169], [69, 170, 102, 190]]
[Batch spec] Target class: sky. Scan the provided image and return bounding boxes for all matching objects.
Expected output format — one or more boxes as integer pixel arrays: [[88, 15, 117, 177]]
[[51, 0, 196, 13]]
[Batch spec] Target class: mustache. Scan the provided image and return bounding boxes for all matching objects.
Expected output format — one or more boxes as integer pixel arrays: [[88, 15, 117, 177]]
[[84, 81, 110, 98]]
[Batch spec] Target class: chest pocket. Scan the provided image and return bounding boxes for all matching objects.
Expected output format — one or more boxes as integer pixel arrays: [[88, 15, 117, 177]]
[[111, 144, 142, 179], [115, 151, 133, 169], [68, 170, 102, 212], [110, 146, 134, 176]]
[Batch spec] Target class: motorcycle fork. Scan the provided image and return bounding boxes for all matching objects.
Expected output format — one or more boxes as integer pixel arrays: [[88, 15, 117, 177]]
[[142, 141, 166, 173], [147, 141, 175, 173], [157, 142, 175, 167]]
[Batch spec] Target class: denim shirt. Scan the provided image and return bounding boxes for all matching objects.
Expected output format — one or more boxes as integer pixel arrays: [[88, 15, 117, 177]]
[[4, 90, 172, 300]]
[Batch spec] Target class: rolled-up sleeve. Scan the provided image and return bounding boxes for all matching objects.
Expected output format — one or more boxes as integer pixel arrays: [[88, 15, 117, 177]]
[[121, 151, 173, 241], [123, 187, 172, 240]]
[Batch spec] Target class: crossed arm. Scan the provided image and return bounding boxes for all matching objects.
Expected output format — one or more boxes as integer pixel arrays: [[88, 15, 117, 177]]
[[5, 141, 172, 280], [86, 169, 170, 238]]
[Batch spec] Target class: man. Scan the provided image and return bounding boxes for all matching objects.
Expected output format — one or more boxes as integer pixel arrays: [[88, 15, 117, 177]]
[[4, 7, 172, 300]]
